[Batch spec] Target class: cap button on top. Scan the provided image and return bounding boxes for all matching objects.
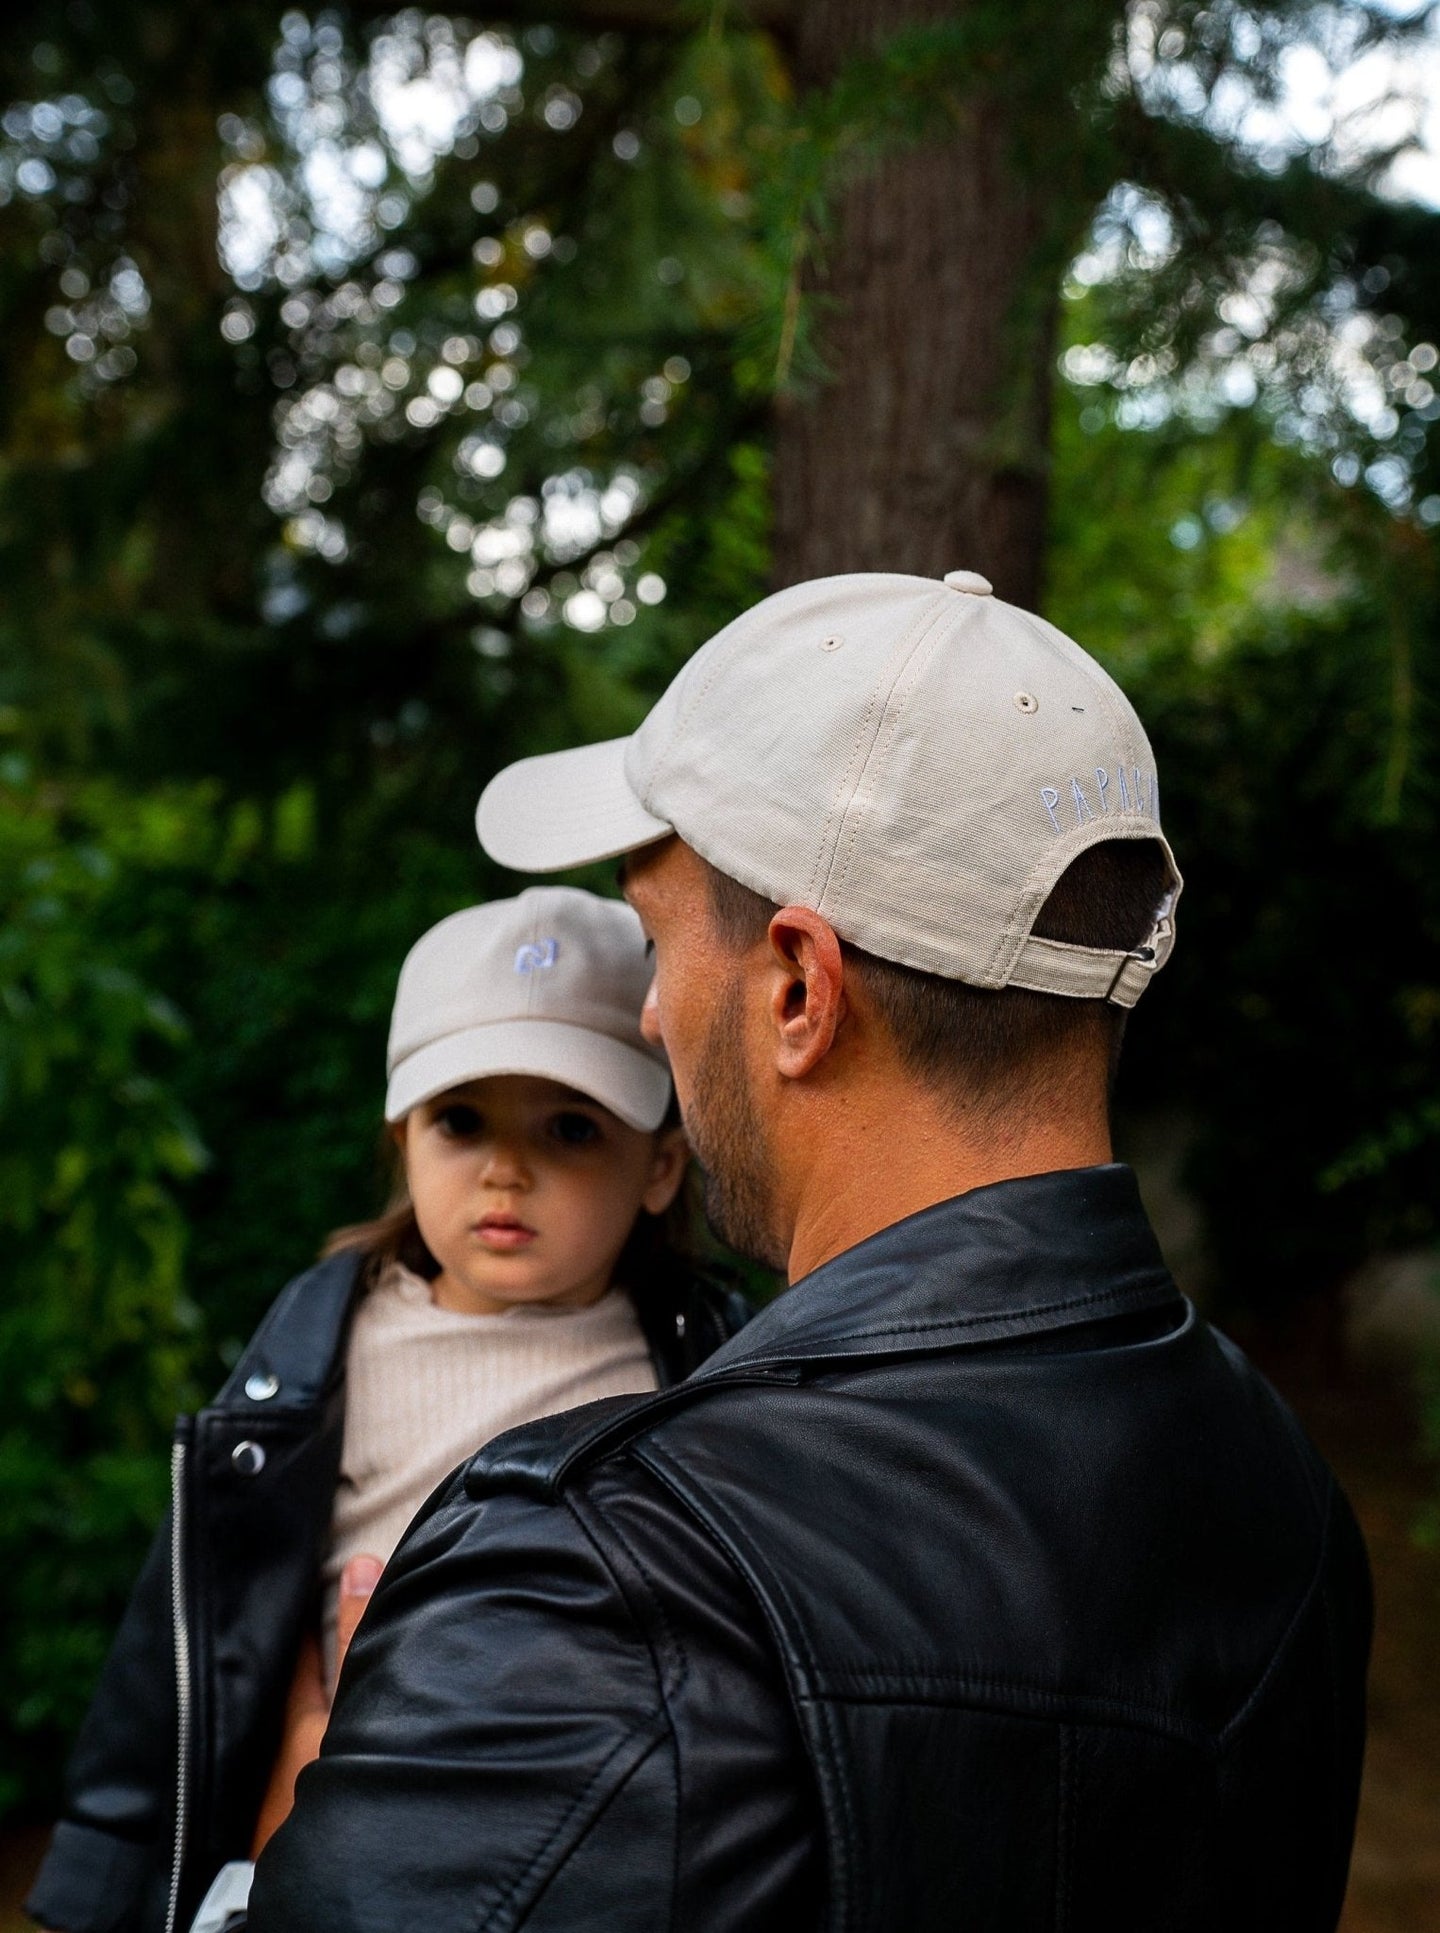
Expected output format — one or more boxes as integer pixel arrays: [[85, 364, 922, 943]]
[[943, 570, 993, 595]]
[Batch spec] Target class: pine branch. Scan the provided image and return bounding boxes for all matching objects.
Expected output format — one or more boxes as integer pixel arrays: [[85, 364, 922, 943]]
[[1110, 98, 1440, 338]]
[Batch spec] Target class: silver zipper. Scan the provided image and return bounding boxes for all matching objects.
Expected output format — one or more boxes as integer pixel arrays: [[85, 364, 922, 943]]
[[165, 1436, 192, 1933]]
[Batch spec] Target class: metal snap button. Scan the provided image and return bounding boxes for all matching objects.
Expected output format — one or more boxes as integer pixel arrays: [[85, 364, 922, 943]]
[[231, 1440, 266, 1478], [674, 1311, 687, 1337], [1013, 691, 1039, 714], [244, 1370, 280, 1402]]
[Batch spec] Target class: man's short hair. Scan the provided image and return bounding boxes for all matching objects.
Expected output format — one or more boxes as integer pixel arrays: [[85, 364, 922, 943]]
[[703, 841, 1172, 1115]]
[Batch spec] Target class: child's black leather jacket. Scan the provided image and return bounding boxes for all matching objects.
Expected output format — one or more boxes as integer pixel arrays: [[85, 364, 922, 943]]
[[26, 1253, 750, 1933]]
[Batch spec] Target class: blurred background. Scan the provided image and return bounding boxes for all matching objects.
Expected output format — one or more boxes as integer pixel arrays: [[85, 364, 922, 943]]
[[0, 0, 1437, 1922]]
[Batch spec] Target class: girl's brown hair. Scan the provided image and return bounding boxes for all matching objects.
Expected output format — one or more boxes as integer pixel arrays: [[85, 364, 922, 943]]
[[321, 1135, 439, 1283]]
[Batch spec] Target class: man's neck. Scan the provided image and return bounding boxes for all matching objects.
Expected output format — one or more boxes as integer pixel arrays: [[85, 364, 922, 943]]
[[779, 1083, 1113, 1285]]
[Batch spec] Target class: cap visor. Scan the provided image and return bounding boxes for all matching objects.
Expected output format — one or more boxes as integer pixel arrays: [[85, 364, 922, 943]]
[[385, 1018, 672, 1130], [477, 737, 671, 873]]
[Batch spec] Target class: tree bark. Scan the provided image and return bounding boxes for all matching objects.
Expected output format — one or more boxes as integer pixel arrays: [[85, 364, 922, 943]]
[[770, 0, 1076, 608]]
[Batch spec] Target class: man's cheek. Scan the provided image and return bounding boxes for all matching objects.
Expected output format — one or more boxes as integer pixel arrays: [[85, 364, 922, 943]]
[[649, 972, 692, 1063], [660, 1007, 700, 1110]]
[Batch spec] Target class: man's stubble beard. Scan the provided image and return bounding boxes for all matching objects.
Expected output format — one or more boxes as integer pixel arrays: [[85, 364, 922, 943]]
[[682, 990, 787, 1274]]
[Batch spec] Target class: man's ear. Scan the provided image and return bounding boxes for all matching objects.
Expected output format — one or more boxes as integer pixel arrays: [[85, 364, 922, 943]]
[[765, 908, 846, 1081]]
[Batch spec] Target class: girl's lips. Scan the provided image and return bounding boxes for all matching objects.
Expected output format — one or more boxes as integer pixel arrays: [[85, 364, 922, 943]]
[[474, 1216, 538, 1251]]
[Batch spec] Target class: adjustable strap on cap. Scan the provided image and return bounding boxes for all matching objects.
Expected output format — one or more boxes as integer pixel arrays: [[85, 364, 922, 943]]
[[1008, 911, 1175, 1011]]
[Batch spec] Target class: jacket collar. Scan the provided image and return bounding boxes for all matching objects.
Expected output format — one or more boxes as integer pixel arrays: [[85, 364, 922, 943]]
[[217, 1250, 365, 1409], [696, 1163, 1179, 1376]]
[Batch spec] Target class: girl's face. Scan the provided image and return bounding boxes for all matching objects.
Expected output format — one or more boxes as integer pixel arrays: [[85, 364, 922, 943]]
[[397, 1074, 688, 1316]]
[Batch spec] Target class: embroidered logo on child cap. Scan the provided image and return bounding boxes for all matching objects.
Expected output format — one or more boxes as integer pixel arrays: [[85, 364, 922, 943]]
[[514, 938, 559, 974]]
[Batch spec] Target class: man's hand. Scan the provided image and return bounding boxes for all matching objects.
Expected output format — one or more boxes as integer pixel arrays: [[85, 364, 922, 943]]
[[250, 1554, 383, 1857]]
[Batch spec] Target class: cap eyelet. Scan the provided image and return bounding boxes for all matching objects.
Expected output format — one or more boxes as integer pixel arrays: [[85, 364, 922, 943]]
[[231, 1440, 266, 1478], [820, 634, 844, 653], [1014, 691, 1039, 715]]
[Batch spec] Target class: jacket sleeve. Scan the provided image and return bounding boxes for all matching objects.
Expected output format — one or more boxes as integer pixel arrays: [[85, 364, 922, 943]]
[[245, 1467, 676, 1933], [25, 1512, 177, 1933], [246, 1448, 817, 1933]]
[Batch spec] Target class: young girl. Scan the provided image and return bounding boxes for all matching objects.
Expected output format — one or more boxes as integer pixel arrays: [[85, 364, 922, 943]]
[[28, 887, 748, 1933]]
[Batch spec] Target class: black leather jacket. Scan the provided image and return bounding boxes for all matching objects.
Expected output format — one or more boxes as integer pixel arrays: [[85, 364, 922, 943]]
[[244, 1165, 1370, 1933], [26, 1253, 750, 1933]]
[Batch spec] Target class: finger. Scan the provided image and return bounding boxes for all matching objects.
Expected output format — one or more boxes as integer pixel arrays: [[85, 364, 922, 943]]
[[334, 1552, 384, 1683], [284, 1630, 329, 1723], [251, 1635, 330, 1859]]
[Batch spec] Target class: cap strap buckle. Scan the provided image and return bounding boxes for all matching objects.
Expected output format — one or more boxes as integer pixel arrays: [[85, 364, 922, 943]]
[[1104, 945, 1157, 1009], [1103, 906, 1175, 1009]]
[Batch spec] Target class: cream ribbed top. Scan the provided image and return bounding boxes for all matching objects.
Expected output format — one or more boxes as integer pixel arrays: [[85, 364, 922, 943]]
[[321, 1263, 657, 1676]]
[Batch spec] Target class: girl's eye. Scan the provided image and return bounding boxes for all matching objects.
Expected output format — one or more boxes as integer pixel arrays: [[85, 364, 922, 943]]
[[549, 1111, 602, 1148], [436, 1104, 483, 1138]]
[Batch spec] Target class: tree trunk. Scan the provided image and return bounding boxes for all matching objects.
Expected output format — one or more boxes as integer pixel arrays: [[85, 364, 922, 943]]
[[770, 0, 1078, 608]]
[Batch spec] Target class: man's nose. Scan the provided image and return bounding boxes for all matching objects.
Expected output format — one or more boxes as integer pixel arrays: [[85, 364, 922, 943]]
[[640, 975, 663, 1047]]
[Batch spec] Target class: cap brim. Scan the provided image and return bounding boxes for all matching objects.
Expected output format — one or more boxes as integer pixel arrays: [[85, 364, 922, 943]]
[[385, 1018, 672, 1130], [476, 736, 671, 873]]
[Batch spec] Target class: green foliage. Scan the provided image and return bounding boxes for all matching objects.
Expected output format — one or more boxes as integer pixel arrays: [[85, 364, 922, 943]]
[[0, 759, 209, 1811]]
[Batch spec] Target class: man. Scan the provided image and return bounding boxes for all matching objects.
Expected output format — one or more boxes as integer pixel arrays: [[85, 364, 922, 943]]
[[249, 570, 1370, 1931]]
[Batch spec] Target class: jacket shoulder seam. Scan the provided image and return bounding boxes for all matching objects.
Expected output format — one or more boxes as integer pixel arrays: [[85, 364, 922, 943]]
[[565, 1486, 689, 1713], [566, 1483, 685, 1922], [466, 1488, 675, 1931], [634, 1436, 860, 1919]]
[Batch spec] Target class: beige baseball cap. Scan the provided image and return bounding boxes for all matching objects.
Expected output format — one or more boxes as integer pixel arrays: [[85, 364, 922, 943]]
[[476, 572, 1181, 1008], [384, 887, 671, 1128]]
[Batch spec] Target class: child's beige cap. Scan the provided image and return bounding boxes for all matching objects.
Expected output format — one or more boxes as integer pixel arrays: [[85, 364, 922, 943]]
[[476, 572, 1181, 1008], [385, 887, 670, 1128]]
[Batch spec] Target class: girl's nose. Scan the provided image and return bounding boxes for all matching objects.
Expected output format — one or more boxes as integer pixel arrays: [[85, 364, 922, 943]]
[[480, 1137, 531, 1189]]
